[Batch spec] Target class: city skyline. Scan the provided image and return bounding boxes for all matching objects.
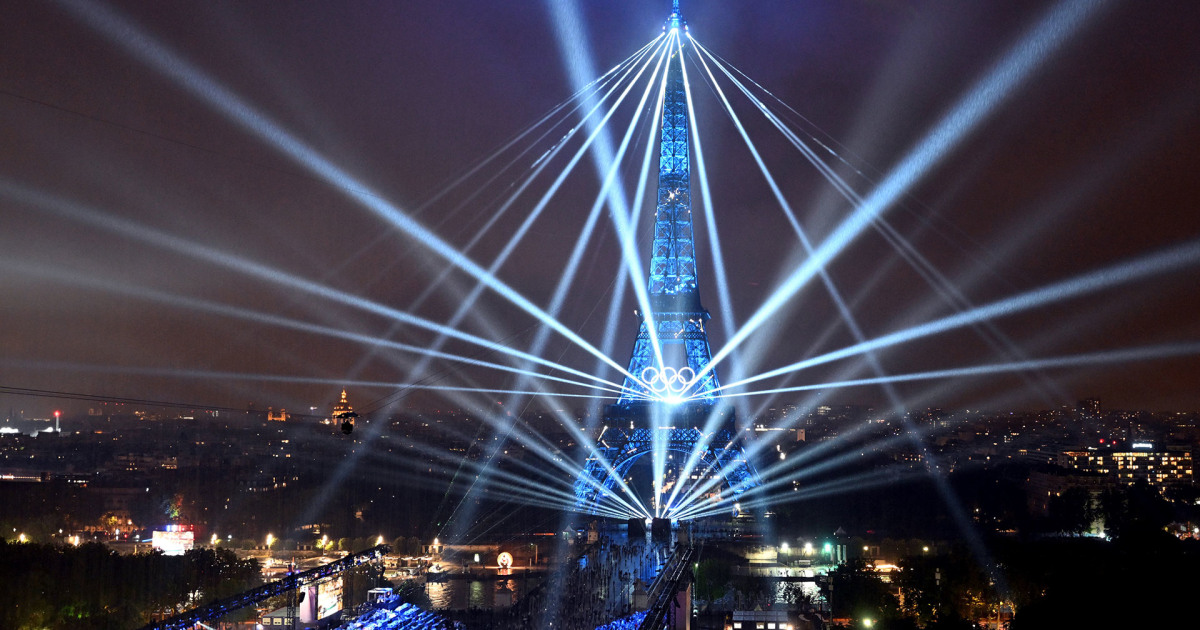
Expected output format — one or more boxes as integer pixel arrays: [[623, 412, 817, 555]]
[[3, 0, 1200, 421]]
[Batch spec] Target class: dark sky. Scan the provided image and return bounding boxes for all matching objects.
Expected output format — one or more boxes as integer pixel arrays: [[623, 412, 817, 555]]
[[2, 0, 1200, 418]]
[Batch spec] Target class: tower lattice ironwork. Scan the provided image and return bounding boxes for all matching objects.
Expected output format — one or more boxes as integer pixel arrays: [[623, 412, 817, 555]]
[[615, 5, 716, 406], [574, 2, 761, 518]]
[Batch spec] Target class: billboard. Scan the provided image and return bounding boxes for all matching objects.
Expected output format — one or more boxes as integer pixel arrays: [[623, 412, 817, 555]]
[[152, 526, 194, 556], [316, 576, 342, 620]]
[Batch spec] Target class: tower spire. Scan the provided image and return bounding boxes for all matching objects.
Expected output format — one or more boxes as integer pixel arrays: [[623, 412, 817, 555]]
[[617, 6, 717, 406], [665, 0, 686, 32], [573, 3, 762, 518]]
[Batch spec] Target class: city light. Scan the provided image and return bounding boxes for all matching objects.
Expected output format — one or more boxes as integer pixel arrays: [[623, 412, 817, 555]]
[[0, 1, 1195, 628]]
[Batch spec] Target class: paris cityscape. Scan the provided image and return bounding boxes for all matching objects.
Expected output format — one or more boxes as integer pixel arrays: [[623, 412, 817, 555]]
[[3, 1, 1200, 630]]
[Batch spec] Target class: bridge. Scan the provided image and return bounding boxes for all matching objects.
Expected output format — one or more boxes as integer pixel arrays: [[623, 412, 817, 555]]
[[638, 544, 699, 630], [138, 545, 389, 630]]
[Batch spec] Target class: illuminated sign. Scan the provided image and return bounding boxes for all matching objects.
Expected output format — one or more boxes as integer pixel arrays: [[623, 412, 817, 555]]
[[152, 528, 194, 556], [316, 577, 342, 619], [1132, 442, 1154, 450], [497, 552, 513, 569]]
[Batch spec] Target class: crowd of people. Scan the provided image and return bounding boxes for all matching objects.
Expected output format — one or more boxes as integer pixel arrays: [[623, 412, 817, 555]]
[[338, 598, 456, 630], [594, 610, 648, 630]]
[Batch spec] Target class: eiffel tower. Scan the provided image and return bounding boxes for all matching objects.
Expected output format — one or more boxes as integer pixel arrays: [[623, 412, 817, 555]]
[[574, 1, 761, 519]]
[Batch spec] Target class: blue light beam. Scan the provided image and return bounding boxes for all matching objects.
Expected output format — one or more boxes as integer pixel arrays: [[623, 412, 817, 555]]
[[693, 0, 1110, 384]]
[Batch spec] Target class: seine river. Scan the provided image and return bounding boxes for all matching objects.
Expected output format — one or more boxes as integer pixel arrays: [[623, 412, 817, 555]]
[[424, 575, 544, 610]]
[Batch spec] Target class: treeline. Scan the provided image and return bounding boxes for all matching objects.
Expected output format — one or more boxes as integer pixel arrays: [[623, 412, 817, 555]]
[[812, 533, 1200, 629], [1, 541, 260, 630], [223, 535, 425, 553], [804, 481, 1200, 629]]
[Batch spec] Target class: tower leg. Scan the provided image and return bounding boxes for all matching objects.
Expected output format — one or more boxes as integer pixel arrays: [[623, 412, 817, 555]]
[[671, 582, 692, 630]]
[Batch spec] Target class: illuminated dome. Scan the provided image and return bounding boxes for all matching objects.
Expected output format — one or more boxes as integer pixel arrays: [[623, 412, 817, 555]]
[[330, 388, 353, 424]]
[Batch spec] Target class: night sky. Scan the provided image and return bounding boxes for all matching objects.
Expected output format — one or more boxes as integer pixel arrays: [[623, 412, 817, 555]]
[[3, 0, 1200, 418]]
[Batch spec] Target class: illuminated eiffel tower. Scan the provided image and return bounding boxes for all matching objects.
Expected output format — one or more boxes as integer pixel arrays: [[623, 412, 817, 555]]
[[574, 1, 761, 519]]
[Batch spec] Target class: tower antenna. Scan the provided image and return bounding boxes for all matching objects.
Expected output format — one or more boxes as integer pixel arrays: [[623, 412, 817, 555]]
[[665, 0, 686, 31]]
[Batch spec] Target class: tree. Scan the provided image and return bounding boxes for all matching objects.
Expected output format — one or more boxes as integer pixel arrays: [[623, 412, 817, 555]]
[[820, 559, 900, 624], [898, 545, 1002, 627], [779, 582, 817, 611], [693, 558, 732, 603], [0, 541, 260, 630], [1046, 487, 1094, 535]]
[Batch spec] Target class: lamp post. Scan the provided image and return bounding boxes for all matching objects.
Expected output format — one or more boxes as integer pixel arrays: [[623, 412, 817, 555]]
[[828, 579, 834, 621]]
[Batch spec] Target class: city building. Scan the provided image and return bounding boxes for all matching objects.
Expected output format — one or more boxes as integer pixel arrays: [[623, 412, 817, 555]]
[[1059, 442, 1193, 491], [330, 389, 354, 424]]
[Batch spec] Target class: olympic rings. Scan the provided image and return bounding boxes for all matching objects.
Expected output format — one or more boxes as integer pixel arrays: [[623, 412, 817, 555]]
[[640, 366, 696, 394]]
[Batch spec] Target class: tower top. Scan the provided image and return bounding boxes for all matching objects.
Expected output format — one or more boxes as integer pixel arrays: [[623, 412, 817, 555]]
[[664, 0, 686, 32], [331, 388, 353, 423]]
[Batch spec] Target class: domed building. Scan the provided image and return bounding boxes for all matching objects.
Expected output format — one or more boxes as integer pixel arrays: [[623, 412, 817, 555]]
[[329, 389, 353, 424]]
